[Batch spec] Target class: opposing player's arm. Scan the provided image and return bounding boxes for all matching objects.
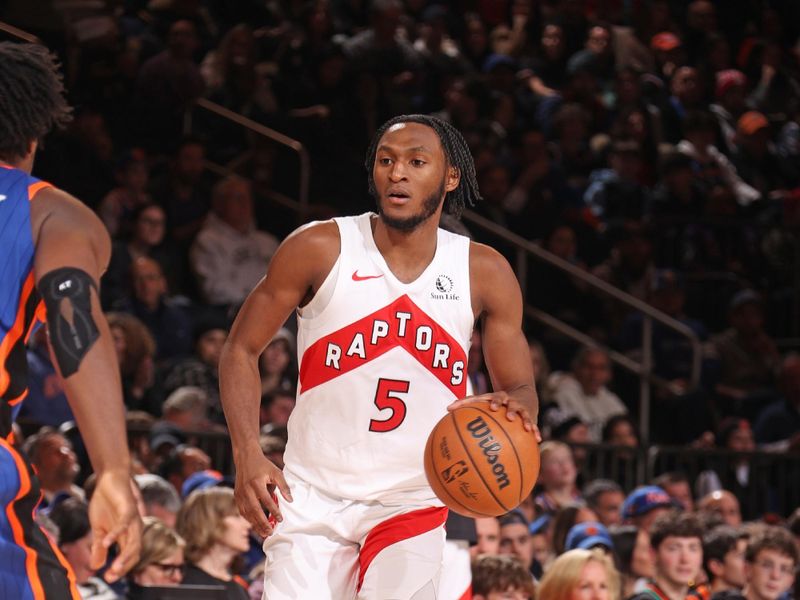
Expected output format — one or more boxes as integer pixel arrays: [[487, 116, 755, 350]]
[[31, 188, 141, 579], [449, 243, 539, 436], [219, 220, 339, 536]]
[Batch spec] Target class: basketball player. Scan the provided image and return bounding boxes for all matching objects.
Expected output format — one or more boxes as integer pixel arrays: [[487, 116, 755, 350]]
[[0, 42, 142, 597], [222, 114, 539, 598]]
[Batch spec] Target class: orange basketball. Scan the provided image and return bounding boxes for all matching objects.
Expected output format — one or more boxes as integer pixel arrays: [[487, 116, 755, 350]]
[[424, 402, 540, 518]]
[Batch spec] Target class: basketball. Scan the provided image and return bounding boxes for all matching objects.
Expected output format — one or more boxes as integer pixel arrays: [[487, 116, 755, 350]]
[[424, 402, 540, 518]]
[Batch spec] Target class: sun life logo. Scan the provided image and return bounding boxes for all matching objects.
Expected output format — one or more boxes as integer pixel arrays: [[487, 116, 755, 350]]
[[432, 275, 459, 302]]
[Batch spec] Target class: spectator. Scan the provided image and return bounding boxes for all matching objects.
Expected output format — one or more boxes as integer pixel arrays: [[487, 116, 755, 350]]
[[127, 517, 186, 596], [470, 517, 501, 559], [158, 445, 212, 498], [713, 527, 798, 600], [712, 290, 780, 420], [162, 386, 214, 432], [627, 511, 705, 600], [259, 388, 296, 430], [21, 327, 74, 427], [698, 490, 743, 528], [584, 140, 649, 225], [538, 548, 621, 600], [583, 479, 626, 528], [176, 488, 251, 599], [754, 354, 800, 451], [162, 317, 228, 421], [115, 256, 194, 362], [190, 175, 279, 308], [534, 441, 582, 513], [710, 70, 749, 156], [653, 472, 696, 512], [107, 312, 158, 413], [565, 521, 615, 553], [134, 474, 182, 528], [703, 525, 748, 595], [258, 328, 296, 397], [98, 148, 152, 238], [621, 486, 676, 532], [732, 111, 797, 200], [548, 348, 628, 442], [498, 511, 535, 575], [551, 502, 600, 557], [471, 554, 536, 600], [49, 498, 118, 599], [23, 428, 83, 506], [610, 525, 655, 597], [259, 432, 287, 470]]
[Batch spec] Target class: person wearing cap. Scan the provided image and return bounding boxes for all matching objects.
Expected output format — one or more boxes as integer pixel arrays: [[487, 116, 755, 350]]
[[732, 111, 796, 201], [710, 70, 749, 156], [566, 521, 614, 553], [651, 32, 684, 82], [622, 486, 677, 532], [627, 511, 706, 600], [711, 290, 780, 418]]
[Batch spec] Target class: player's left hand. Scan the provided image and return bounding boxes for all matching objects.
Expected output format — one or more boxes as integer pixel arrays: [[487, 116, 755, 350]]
[[447, 392, 542, 442], [88, 469, 143, 582]]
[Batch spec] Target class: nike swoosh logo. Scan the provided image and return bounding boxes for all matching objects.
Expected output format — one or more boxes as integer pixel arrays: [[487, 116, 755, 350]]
[[352, 270, 384, 282]]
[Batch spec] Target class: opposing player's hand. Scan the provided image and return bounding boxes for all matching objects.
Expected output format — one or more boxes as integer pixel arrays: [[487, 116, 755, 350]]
[[88, 469, 143, 582], [447, 392, 542, 442], [234, 452, 292, 538]]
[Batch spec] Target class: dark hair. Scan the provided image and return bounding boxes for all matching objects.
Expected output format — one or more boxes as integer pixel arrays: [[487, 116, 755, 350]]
[[364, 114, 482, 219], [499, 510, 529, 529], [652, 471, 690, 489], [472, 554, 536, 596], [610, 525, 639, 576], [583, 479, 623, 509], [49, 498, 91, 545], [650, 511, 704, 550], [0, 42, 73, 161], [602, 414, 639, 444], [703, 525, 746, 577], [745, 526, 798, 565], [551, 502, 588, 556]]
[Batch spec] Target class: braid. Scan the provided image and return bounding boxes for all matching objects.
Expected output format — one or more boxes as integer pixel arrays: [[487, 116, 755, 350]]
[[365, 114, 482, 218], [0, 42, 72, 162]]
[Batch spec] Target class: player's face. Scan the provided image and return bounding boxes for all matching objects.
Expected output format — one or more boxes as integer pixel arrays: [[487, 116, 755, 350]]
[[372, 122, 457, 232], [655, 536, 703, 590], [746, 549, 796, 600]]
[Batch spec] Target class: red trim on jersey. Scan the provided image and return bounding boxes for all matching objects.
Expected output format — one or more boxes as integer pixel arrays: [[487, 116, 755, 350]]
[[357, 506, 448, 592], [298, 295, 467, 397], [458, 586, 472, 600]]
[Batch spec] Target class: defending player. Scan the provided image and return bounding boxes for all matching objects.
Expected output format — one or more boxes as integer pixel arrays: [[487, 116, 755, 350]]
[[0, 42, 141, 598], [220, 114, 539, 598]]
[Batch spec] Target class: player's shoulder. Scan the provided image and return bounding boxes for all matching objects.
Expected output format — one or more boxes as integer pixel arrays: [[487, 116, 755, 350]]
[[283, 218, 340, 252], [30, 186, 105, 241], [468, 241, 513, 278]]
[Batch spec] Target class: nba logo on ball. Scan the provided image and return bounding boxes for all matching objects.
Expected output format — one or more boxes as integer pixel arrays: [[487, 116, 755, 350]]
[[424, 401, 540, 518]]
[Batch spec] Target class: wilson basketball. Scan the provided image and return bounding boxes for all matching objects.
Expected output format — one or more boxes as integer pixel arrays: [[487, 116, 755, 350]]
[[424, 402, 540, 518]]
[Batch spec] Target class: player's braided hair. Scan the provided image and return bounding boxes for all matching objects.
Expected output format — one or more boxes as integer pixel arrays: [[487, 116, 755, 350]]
[[365, 114, 482, 218], [0, 42, 72, 162]]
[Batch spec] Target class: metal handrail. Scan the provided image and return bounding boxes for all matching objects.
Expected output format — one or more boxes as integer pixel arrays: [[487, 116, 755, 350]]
[[0, 21, 41, 42], [184, 97, 311, 213], [461, 209, 703, 446]]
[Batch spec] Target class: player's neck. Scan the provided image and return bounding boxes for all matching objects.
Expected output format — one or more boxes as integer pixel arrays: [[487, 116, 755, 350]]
[[372, 215, 439, 284]]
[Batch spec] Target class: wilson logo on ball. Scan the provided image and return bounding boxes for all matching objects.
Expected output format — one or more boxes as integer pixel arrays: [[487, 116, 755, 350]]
[[466, 416, 510, 490]]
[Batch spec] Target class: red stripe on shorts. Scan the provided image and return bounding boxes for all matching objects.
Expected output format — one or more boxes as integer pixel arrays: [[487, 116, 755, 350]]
[[357, 506, 448, 592]]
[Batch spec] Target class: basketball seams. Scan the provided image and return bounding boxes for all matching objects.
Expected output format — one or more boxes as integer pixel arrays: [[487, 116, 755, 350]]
[[450, 410, 510, 513], [471, 406, 528, 502], [425, 427, 495, 518]]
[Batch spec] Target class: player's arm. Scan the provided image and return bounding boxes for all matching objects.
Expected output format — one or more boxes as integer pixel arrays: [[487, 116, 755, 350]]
[[449, 243, 540, 438], [219, 221, 339, 536], [30, 188, 142, 580]]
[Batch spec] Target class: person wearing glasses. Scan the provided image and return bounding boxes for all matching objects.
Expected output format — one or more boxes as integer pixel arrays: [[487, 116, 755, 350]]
[[176, 487, 251, 600], [711, 526, 797, 600], [127, 517, 186, 598]]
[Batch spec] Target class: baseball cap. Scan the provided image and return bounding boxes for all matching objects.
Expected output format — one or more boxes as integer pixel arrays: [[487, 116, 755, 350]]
[[622, 485, 675, 519], [565, 521, 614, 551], [715, 69, 747, 99], [737, 111, 769, 135], [181, 469, 233, 498], [651, 32, 681, 52], [529, 514, 552, 535], [728, 289, 762, 312], [149, 422, 186, 452]]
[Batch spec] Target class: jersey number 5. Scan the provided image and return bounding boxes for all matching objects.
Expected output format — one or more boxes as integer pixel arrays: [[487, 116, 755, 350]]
[[369, 378, 410, 432]]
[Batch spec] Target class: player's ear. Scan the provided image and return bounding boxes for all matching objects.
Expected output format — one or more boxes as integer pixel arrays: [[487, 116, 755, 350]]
[[445, 165, 460, 193]]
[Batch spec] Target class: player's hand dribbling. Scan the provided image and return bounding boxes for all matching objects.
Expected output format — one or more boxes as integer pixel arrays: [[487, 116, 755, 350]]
[[234, 452, 293, 537], [447, 391, 542, 442]]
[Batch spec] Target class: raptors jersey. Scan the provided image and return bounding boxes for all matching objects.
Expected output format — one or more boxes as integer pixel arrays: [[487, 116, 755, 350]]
[[284, 213, 475, 504]]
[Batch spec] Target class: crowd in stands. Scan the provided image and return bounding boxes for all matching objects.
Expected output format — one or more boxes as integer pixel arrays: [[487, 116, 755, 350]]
[[5, 0, 800, 597]]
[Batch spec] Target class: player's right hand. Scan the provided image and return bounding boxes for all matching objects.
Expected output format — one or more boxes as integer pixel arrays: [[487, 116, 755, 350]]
[[234, 452, 292, 537]]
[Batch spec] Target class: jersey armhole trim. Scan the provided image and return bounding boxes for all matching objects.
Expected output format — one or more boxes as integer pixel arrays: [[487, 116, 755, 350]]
[[296, 220, 343, 322]]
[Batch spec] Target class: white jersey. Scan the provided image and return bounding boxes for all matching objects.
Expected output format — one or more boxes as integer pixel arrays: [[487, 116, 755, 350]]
[[284, 212, 475, 504]]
